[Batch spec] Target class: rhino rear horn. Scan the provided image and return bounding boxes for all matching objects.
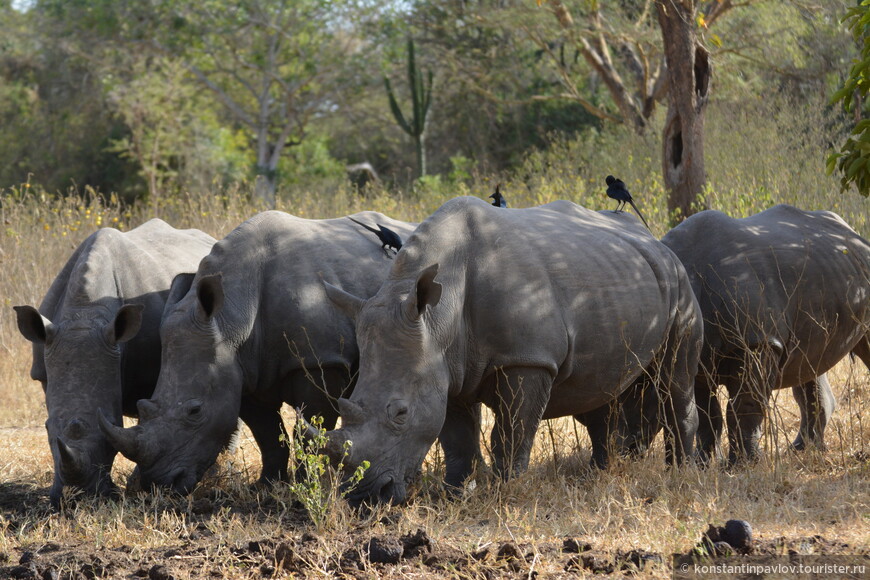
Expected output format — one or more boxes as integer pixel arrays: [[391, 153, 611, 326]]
[[323, 282, 365, 320], [137, 399, 160, 422], [98, 408, 141, 460], [14, 305, 55, 344], [56, 437, 85, 480], [338, 397, 366, 425]]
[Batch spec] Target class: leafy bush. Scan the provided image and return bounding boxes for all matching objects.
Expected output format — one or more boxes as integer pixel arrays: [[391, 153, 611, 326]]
[[287, 415, 369, 529]]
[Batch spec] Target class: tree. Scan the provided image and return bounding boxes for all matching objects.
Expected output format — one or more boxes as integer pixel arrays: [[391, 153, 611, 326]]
[[105, 56, 201, 207], [534, 1, 739, 221], [385, 38, 434, 178], [655, 0, 711, 221], [153, 0, 361, 207], [0, 1, 141, 197], [828, 0, 870, 198]]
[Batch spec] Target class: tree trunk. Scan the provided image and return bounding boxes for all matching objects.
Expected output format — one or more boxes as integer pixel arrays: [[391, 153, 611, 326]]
[[254, 124, 277, 209], [656, 1, 710, 224], [416, 133, 427, 177], [253, 173, 276, 209]]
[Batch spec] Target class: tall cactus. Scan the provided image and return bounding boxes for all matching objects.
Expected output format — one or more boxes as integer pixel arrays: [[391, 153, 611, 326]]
[[385, 38, 433, 178]]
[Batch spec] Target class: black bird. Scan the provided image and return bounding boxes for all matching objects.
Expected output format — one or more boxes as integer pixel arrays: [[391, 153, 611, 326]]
[[605, 175, 650, 230], [347, 217, 403, 257], [489, 184, 507, 208]]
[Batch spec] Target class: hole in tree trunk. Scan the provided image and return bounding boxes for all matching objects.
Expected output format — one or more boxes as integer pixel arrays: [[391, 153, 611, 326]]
[[671, 130, 683, 169], [694, 45, 710, 99]]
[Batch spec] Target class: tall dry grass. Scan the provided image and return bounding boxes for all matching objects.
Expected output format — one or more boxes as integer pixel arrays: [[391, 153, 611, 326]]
[[0, 95, 868, 578]]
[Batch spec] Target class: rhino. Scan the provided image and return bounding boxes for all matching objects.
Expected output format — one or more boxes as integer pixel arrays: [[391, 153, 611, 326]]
[[656, 205, 870, 463], [99, 210, 417, 494], [321, 197, 702, 504], [14, 219, 215, 507]]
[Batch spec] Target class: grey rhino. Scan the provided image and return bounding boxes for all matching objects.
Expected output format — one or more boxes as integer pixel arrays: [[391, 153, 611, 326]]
[[99, 210, 416, 494], [322, 197, 702, 504], [14, 219, 215, 507], [658, 205, 870, 463]]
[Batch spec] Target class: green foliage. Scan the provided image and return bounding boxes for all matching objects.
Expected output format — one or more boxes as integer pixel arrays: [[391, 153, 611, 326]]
[[279, 137, 347, 189], [385, 38, 433, 177], [828, 0, 870, 197], [287, 415, 369, 530], [104, 56, 203, 202]]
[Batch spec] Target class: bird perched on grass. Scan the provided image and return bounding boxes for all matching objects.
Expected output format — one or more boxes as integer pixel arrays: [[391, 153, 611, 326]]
[[605, 175, 650, 230], [347, 217, 403, 257], [489, 184, 507, 208]]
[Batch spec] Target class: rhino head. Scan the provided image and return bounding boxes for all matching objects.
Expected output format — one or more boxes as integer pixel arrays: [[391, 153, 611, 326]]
[[99, 273, 242, 494], [14, 303, 144, 508], [322, 264, 448, 504]]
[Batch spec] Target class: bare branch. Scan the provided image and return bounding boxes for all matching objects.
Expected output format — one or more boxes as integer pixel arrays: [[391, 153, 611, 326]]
[[187, 64, 256, 127]]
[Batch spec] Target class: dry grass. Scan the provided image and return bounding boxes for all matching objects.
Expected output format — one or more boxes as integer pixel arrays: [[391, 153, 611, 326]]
[[1, 97, 869, 577], [0, 360, 867, 578]]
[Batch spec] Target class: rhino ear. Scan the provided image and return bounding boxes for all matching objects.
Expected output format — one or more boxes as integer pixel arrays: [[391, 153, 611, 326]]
[[166, 273, 196, 310], [105, 304, 144, 346], [407, 263, 442, 320], [14, 305, 55, 344], [196, 273, 224, 321], [324, 282, 365, 320]]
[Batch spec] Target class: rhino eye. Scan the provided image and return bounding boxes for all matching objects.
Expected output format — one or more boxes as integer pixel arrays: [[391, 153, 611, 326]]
[[183, 400, 203, 419], [389, 402, 409, 425]]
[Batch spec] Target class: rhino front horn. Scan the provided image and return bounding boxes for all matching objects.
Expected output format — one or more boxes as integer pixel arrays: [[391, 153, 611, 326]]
[[296, 411, 322, 441], [323, 430, 349, 465], [98, 408, 140, 460]]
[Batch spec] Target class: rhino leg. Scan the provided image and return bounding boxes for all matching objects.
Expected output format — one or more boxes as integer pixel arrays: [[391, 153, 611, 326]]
[[723, 347, 780, 464], [488, 367, 551, 480], [613, 375, 663, 460], [694, 373, 723, 465], [642, 319, 700, 466], [49, 474, 64, 510], [239, 398, 290, 484], [574, 402, 618, 469], [439, 401, 483, 490], [852, 332, 870, 369], [792, 374, 835, 451]]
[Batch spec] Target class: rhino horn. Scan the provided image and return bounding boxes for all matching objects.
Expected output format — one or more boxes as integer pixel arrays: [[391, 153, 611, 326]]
[[56, 437, 85, 479], [137, 399, 159, 422], [323, 282, 365, 320], [98, 408, 140, 460], [323, 430, 349, 465], [296, 411, 322, 441], [337, 397, 365, 426]]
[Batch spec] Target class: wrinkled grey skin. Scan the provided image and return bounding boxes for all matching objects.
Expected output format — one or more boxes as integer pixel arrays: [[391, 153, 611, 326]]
[[656, 205, 870, 464], [324, 197, 702, 504], [14, 220, 215, 508], [99, 211, 416, 494]]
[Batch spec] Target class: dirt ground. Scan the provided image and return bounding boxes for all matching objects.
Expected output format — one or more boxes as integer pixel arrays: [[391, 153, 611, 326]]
[[1, 476, 868, 580]]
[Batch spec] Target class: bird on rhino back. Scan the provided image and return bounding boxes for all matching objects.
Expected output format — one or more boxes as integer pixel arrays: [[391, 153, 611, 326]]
[[317, 197, 702, 504], [99, 210, 417, 494]]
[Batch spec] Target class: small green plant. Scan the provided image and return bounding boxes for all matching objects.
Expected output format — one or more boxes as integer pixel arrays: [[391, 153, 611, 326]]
[[287, 415, 369, 529]]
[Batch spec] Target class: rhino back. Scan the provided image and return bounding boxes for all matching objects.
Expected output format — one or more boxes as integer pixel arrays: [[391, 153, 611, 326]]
[[662, 205, 870, 378], [188, 210, 416, 392], [388, 197, 689, 414]]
